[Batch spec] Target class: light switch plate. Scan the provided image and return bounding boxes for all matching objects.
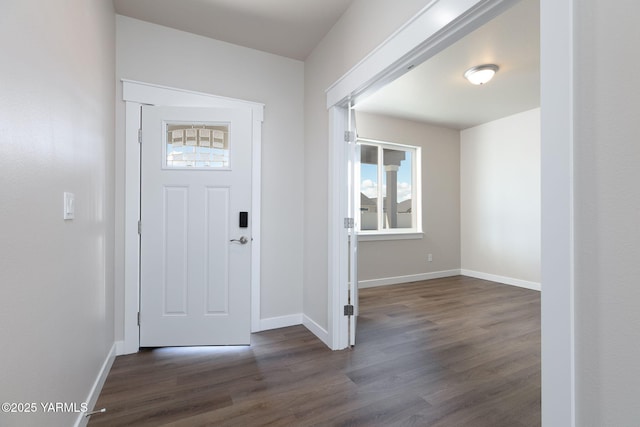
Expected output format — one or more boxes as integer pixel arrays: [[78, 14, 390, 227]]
[[64, 192, 75, 220]]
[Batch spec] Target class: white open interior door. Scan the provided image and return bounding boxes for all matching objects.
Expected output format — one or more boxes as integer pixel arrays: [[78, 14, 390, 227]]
[[347, 104, 360, 346], [139, 105, 252, 347]]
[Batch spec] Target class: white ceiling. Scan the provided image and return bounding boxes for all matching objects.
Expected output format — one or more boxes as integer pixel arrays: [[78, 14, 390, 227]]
[[113, 0, 354, 60], [113, 0, 539, 130], [356, 0, 540, 130]]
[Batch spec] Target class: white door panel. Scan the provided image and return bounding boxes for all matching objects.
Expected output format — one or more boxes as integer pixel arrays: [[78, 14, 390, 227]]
[[140, 105, 252, 347]]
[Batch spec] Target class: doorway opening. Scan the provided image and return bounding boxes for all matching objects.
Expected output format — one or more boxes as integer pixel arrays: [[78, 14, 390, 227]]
[[326, 0, 575, 424], [352, 0, 540, 339]]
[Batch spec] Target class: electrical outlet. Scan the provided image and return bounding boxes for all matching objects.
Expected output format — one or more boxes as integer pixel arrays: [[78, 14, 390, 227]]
[[428, 253, 433, 262]]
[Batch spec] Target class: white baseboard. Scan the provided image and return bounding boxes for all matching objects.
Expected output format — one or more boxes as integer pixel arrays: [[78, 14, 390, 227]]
[[358, 269, 461, 289], [460, 269, 541, 291], [259, 313, 303, 331], [74, 342, 117, 427], [258, 313, 329, 347], [302, 315, 330, 347]]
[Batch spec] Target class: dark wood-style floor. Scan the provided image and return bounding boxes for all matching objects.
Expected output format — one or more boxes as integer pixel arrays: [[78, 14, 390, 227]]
[[90, 276, 540, 426]]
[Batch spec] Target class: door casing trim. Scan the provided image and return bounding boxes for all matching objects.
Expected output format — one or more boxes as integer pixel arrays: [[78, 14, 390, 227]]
[[121, 79, 264, 354]]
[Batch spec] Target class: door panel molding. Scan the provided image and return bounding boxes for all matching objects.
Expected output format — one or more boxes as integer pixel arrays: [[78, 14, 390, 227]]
[[121, 80, 264, 354], [204, 186, 230, 315], [163, 185, 189, 316]]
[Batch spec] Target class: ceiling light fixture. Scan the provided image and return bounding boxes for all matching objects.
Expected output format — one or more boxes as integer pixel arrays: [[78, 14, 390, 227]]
[[463, 64, 499, 85]]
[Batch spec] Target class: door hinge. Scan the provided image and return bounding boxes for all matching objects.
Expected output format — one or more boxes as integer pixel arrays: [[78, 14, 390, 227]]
[[344, 304, 354, 316], [344, 217, 354, 228], [138, 128, 142, 144], [344, 130, 355, 142], [137, 220, 141, 235], [137, 312, 140, 326]]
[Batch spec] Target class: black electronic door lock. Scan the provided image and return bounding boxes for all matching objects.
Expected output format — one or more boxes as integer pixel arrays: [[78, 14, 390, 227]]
[[239, 211, 248, 228]]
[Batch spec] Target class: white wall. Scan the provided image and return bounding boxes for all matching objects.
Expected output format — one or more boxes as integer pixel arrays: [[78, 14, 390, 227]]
[[0, 1, 115, 426], [115, 16, 304, 332], [460, 108, 540, 287], [574, 1, 640, 424], [355, 112, 461, 284], [304, 0, 434, 331]]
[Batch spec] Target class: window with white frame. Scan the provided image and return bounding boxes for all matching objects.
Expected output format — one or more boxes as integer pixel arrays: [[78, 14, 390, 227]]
[[358, 139, 422, 234]]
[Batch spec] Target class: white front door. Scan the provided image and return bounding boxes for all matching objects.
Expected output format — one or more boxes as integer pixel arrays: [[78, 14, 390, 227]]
[[139, 105, 252, 347]]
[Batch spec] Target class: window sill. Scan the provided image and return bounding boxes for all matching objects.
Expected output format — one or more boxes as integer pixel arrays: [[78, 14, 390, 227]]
[[357, 232, 424, 241]]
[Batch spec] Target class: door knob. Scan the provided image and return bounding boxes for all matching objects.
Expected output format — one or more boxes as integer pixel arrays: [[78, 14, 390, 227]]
[[230, 236, 249, 244]]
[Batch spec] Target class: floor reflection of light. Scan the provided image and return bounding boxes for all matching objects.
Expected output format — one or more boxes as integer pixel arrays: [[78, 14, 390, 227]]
[[148, 345, 252, 357]]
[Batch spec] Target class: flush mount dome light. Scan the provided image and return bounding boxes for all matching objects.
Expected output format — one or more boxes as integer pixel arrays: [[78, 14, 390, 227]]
[[464, 64, 499, 85]]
